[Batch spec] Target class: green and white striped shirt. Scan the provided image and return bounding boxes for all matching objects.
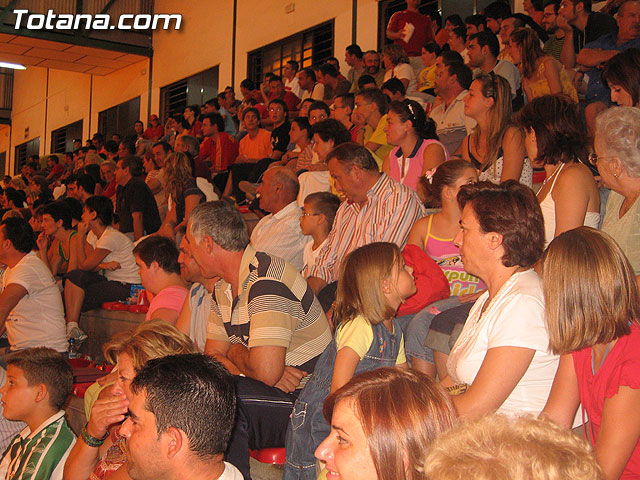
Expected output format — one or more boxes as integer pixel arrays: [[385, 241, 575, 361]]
[[0, 411, 75, 480]]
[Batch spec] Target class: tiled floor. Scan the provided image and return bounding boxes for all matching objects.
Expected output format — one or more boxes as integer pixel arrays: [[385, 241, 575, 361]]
[[250, 458, 284, 480]]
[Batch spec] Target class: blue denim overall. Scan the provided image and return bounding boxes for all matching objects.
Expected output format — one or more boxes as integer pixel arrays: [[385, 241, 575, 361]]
[[283, 318, 403, 480]]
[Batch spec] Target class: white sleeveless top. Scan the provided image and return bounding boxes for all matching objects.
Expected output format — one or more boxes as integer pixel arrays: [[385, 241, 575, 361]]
[[539, 163, 600, 247]]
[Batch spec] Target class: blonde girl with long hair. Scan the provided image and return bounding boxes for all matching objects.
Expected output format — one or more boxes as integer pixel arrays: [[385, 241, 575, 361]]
[[284, 242, 416, 480], [509, 27, 578, 103], [64, 319, 197, 480], [458, 72, 532, 186], [157, 151, 203, 238]]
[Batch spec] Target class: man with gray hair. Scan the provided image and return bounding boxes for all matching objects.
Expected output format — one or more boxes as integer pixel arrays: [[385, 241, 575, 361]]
[[185, 201, 331, 479], [307, 142, 426, 308], [251, 166, 308, 270], [175, 134, 211, 180]]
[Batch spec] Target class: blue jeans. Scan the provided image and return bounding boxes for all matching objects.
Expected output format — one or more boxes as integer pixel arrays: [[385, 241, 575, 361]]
[[401, 297, 464, 364]]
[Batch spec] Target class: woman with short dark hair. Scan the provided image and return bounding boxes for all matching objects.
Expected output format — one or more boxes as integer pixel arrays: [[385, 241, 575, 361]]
[[438, 180, 558, 419], [515, 94, 600, 247]]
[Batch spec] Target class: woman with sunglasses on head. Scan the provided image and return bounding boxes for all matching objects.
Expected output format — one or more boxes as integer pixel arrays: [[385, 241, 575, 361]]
[[515, 95, 599, 247], [383, 99, 448, 198], [459, 72, 532, 187]]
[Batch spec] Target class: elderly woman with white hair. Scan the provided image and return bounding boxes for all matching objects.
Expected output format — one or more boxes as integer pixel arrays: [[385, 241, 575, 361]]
[[593, 106, 640, 278]]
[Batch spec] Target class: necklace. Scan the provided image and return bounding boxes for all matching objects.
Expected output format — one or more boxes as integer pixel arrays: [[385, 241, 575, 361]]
[[541, 163, 564, 188]]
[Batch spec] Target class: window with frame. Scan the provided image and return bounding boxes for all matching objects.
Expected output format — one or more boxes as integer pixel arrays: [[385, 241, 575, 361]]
[[51, 120, 83, 154], [247, 20, 334, 85], [14, 137, 40, 174], [98, 96, 141, 142], [159, 66, 219, 121]]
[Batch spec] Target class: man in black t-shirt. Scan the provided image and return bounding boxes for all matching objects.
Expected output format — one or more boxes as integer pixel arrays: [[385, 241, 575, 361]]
[[115, 156, 161, 240], [557, 0, 617, 64], [268, 98, 291, 161]]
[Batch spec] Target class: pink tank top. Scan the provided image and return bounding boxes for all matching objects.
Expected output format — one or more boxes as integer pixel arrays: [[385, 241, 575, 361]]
[[388, 138, 450, 192], [423, 215, 485, 296]]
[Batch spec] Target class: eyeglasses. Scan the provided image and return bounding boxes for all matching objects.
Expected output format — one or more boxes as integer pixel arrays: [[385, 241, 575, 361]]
[[300, 209, 321, 218], [588, 152, 617, 166]]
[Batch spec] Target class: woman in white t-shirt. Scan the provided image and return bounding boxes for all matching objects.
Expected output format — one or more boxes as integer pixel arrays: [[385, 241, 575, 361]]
[[382, 44, 419, 96], [439, 180, 558, 419], [64, 195, 141, 342]]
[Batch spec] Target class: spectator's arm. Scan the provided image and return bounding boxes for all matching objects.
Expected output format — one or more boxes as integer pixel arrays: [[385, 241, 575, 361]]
[[204, 338, 242, 375], [551, 166, 594, 238], [146, 176, 162, 194], [499, 126, 526, 182], [78, 248, 111, 272], [73, 224, 111, 272], [149, 307, 180, 325], [269, 149, 285, 160], [386, 13, 403, 40], [422, 143, 447, 173], [450, 346, 536, 420], [557, 17, 576, 68], [576, 48, 618, 68], [595, 386, 640, 480], [175, 294, 192, 336], [227, 344, 287, 386], [174, 193, 204, 233], [406, 216, 428, 249], [365, 140, 381, 153], [540, 354, 580, 429], [307, 276, 328, 295], [0, 284, 27, 325], [541, 57, 564, 95], [132, 212, 144, 240]]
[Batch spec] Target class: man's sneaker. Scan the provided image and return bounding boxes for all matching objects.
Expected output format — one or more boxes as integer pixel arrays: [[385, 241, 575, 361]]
[[68, 326, 88, 343]]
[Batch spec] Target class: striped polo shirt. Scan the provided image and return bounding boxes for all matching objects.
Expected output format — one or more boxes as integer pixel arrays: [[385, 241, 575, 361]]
[[0, 411, 75, 480], [207, 246, 331, 376]]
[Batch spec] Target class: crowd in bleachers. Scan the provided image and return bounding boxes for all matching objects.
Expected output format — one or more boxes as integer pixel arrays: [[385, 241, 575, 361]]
[[1, 0, 640, 478]]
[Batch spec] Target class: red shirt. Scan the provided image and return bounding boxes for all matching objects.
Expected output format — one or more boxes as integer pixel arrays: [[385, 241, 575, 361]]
[[188, 120, 203, 138], [49, 163, 64, 179], [387, 10, 435, 56], [199, 133, 239, 171], [143, 125, 164, 141], [573, 324, 640, 478], [102, 179, 117, 199], [269, 91, 300, 113]]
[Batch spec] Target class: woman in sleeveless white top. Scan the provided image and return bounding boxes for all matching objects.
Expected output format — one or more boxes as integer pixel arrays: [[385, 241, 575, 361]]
[[538, 162, 601, 247], [515, 95, 600, 247]]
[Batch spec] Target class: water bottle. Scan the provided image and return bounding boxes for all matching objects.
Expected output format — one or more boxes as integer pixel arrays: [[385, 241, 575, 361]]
[[68, 337, 78, 359]]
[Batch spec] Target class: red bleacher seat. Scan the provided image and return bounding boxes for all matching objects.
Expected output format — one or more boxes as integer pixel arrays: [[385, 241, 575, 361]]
[[249, 448, 286, 465]]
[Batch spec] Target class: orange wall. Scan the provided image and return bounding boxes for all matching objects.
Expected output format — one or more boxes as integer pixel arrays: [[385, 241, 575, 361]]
[[8, 60, 150, 173], [150, 1, 235, 115], [8, 0, 390, 173]]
